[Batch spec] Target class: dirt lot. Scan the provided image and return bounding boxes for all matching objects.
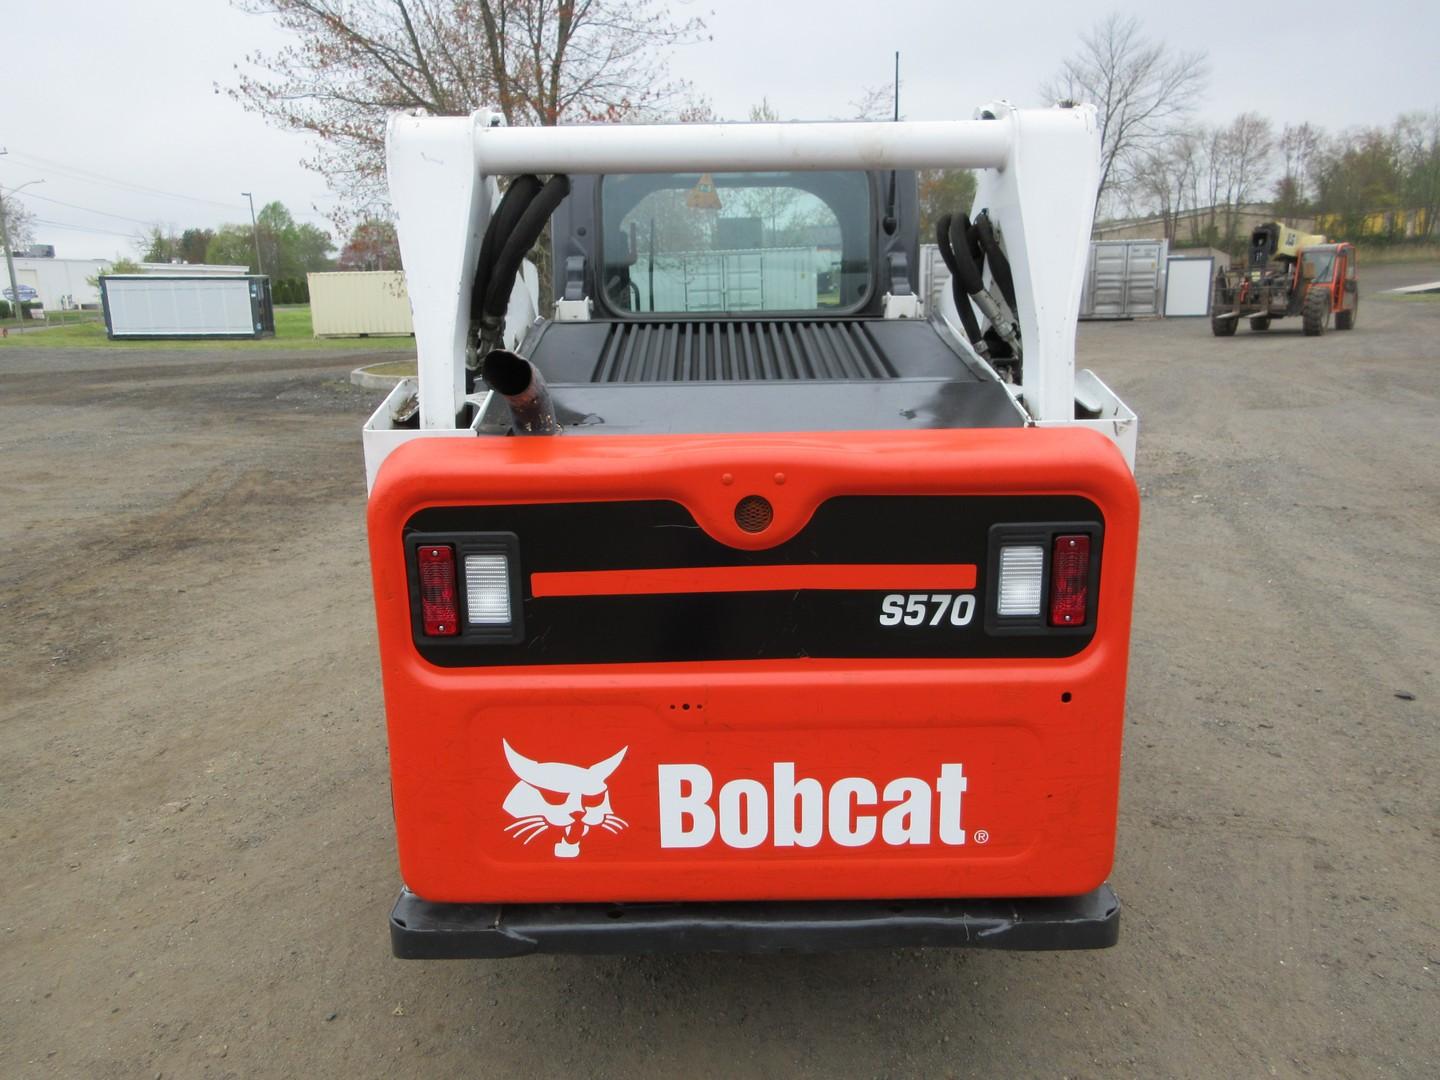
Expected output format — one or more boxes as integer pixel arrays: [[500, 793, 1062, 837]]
[[2, 265, 1437, 1079]]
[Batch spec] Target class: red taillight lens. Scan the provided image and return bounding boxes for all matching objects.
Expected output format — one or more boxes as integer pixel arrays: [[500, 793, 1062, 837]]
[[417, 545, 459, 636], [1048, 534, 1091, 626]]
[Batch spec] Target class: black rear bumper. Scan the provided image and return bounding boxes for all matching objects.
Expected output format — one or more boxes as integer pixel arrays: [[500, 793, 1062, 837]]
[[389, 885, 1120, 958]]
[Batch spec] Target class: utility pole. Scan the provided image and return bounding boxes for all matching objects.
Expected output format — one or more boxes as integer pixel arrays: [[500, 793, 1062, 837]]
[[241, 191, 264, 276], [0, 150, 45, 330]]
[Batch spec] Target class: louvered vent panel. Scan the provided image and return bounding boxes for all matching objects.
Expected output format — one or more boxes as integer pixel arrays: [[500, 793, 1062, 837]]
[[589, 321, 898, 383]]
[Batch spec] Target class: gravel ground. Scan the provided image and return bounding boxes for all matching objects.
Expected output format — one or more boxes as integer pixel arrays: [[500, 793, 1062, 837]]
[[2, 266, 1436, 1079]]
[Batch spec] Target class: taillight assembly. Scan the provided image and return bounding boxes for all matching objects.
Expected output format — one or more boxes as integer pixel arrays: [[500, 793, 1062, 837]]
[[409, 532, 524, 645], [989, 524, 1099, 633], [1048, 535, 1091, 626], [417, 544, 459, 635]]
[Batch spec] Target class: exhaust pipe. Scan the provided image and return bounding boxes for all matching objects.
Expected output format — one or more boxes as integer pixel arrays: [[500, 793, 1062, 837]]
[[481, 349, 558, 435]]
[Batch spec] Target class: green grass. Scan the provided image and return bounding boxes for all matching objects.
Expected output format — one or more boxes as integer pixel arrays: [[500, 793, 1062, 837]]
[[1352, 243, 1440, 266], [1373, 291, 1440, 303], [0, 309, 102, 330], [0, 305, 411, 350]]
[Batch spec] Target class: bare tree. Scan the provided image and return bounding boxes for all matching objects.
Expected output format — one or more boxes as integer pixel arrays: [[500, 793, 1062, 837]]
[[1219, 112, 1274, 245], [1196, 125, 1227, 245], [0, 192, 36, 250], [228, 0, 707, 215], [1043, 12, 1208, 216], [1129, 127, 1201, 242], [1275, 122, 1322, 222], [848, 82, 896, 122]]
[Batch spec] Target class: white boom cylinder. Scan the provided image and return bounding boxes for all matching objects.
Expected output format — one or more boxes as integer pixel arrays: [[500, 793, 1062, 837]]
[[474, 119, 1013, 175]]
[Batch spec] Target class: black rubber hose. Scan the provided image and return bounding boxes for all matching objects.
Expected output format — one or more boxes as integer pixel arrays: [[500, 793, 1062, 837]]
[[950, 277, 983, 348], [936, 213, 983, 346], [482, 174, 571, 323], [935, 214, 958, 271], [471, 175, 542, 323], [972, 211, 1017, 312], [946, 212, 985, 296], [965, 217, 985, 280]]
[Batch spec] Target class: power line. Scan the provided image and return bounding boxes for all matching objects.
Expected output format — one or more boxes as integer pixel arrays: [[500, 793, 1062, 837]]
[[32, 217, 140, 239], [20, 190, 159, 227], [2, 155, 338, 232], [2, 149, 250, 212]]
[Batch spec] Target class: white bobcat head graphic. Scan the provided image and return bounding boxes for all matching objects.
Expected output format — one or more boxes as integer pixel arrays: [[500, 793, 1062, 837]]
[[501, 740, 628, 858]]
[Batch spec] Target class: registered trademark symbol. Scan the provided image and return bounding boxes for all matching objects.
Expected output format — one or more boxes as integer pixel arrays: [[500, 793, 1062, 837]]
[[973, 829, 990, 845]]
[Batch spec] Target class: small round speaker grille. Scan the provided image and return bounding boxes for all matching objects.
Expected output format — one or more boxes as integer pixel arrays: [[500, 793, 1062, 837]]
[[735, 495, 773, 533]]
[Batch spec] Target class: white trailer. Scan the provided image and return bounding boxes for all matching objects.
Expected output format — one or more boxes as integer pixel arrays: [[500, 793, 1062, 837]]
[[100, 275, 275, 340]]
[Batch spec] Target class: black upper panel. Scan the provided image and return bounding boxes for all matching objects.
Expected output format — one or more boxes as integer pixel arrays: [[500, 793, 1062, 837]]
[[406, 496, 1102, 667]]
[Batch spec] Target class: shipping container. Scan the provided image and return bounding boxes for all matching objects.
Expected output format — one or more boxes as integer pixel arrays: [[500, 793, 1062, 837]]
[[100, 275, 274, 339], [307, 270, 414, 337], [1079, 240, 1167, 320]]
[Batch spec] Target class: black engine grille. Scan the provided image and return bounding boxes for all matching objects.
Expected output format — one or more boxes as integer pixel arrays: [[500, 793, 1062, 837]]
[[589, 321, 898, 383]]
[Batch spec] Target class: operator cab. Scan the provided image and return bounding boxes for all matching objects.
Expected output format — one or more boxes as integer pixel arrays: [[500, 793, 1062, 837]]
[[554, 169, 915, 321], [1300, 243, 1352, 283], [486, 166, 1030, 436]]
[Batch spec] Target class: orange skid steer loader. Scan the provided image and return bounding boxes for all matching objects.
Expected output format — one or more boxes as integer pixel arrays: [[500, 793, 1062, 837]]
[[362, 102, 1140, 957]]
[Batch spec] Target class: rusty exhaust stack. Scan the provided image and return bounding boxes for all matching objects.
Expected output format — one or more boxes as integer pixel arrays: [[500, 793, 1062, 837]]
[[481, 349, 558, 435]]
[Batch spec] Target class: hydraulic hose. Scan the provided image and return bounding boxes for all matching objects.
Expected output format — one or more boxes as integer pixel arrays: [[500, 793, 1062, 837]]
[[935, 214, 983, 348], [471, 174, 542, 326], [945, 212, 985, 296], [950, 211, 1022, 364], [481, 174, 571, 326], [972, 211, 1017, 313]]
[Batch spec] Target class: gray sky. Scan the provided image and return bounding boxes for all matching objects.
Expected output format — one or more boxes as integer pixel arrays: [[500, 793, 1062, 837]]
[[4, 0, 1437, 259]]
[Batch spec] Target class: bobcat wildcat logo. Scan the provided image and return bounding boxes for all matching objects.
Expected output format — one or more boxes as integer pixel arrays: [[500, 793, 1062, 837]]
[[501, 740, 628, 858]]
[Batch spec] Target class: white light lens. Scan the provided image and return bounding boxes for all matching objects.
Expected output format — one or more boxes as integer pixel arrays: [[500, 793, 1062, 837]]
[[464, 554, 512, 625], [997, 544, 1045, 616]]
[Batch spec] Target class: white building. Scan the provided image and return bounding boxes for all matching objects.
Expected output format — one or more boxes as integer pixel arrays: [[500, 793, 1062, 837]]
[[2, 256, 110, 310], [2, 257, 252, 311]]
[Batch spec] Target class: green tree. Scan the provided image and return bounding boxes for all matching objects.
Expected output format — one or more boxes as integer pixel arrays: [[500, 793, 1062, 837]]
[[203, 202, 334, 276], [86, 256, 144, 288], [204, 224, 259, 269], [338, 218, 401, 270], [1396, 110, 1440, 239], [918, 169, 978, 245], [141, 226, 183, 263], [1315, 129, 1403, 238], [179, 228, 215, 264]]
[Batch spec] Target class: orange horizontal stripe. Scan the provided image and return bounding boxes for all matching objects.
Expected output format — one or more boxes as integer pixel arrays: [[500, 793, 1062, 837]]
[[531, 564, 977, 598]]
